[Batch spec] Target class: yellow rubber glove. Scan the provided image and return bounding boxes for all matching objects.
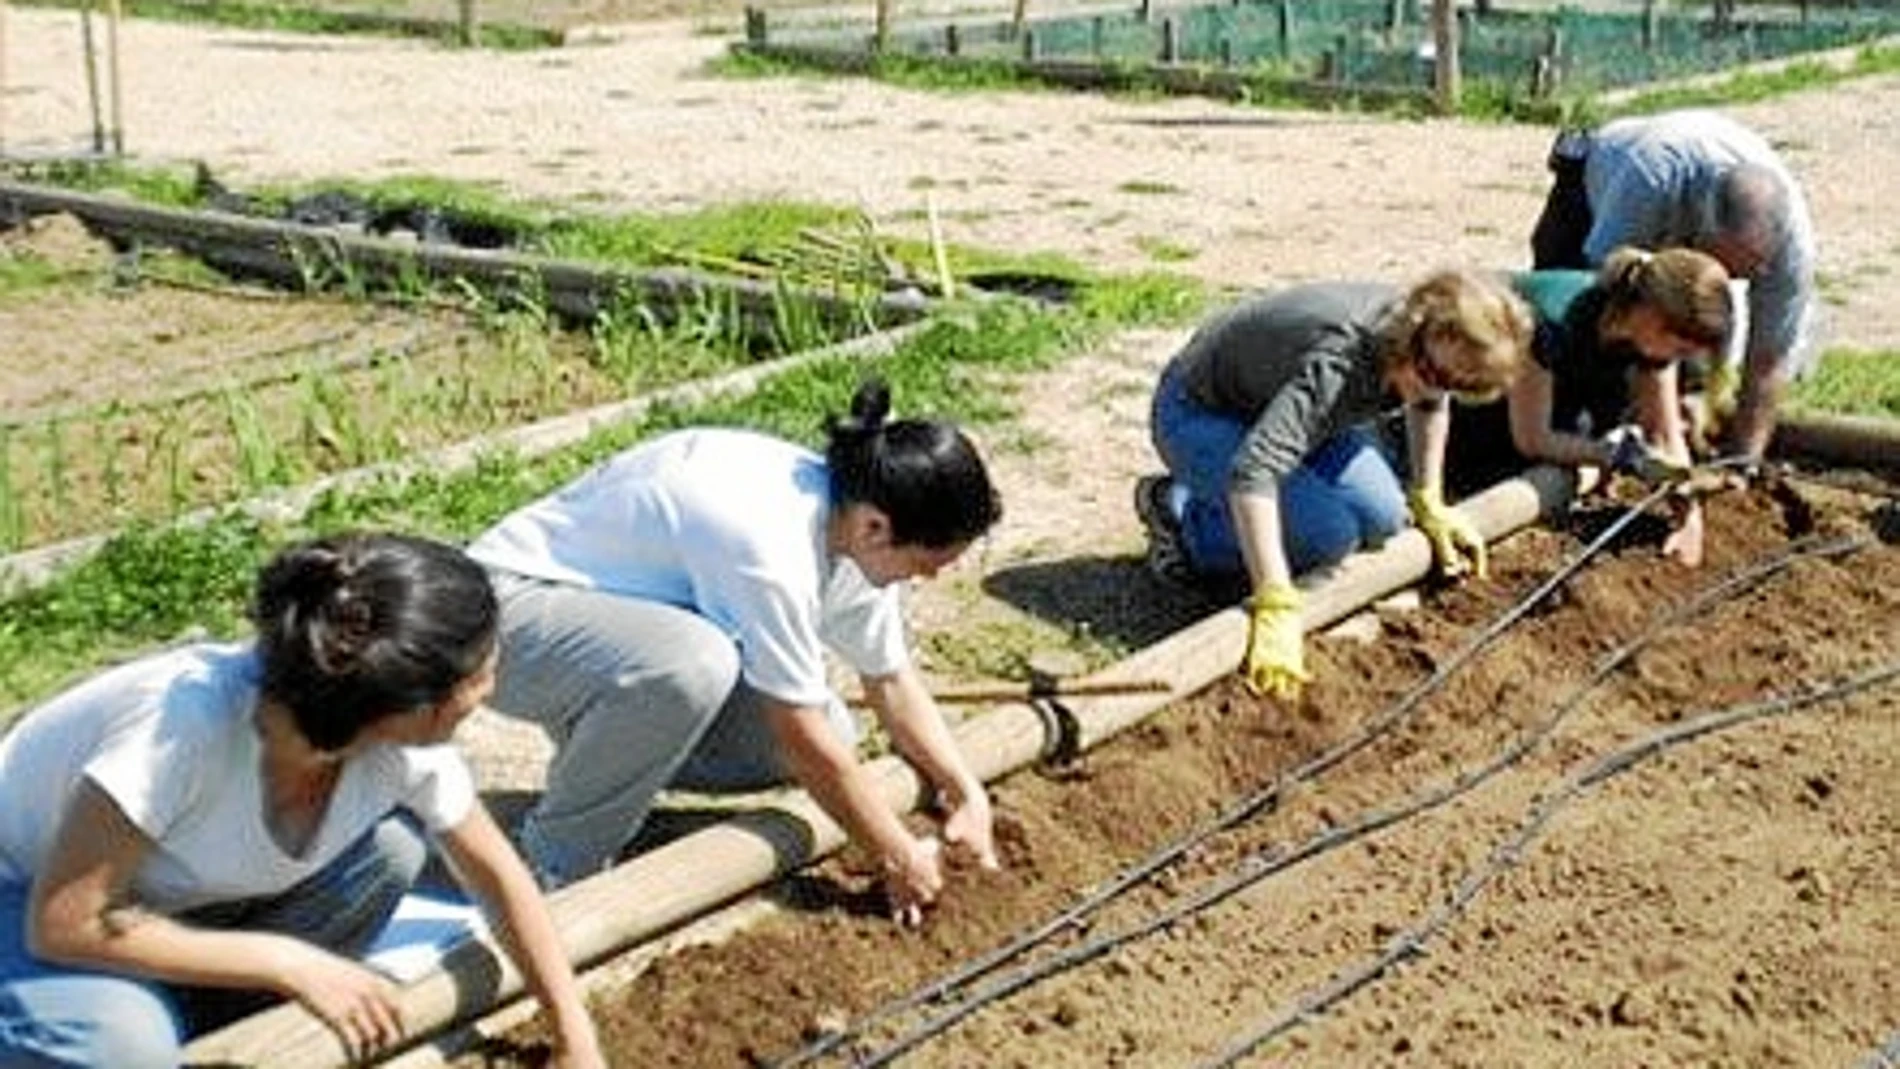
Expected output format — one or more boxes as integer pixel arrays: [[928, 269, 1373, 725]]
[[1242, 582, 1309, 700], [1408, 486, 1488, 580]]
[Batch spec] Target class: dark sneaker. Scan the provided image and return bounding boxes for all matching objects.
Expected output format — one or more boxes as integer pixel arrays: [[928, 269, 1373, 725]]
[[1133, 474, 1193, 583]]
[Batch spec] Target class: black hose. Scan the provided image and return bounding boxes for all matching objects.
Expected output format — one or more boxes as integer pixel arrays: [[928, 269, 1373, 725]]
[[1202, 655, 1900, 1068], [842, 533, 1864, 1067]]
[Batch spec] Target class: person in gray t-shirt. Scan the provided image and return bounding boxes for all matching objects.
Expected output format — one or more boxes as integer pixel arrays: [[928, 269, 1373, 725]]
[[1528, 109, 1817, 462], [1137, 270, 1532, 701]]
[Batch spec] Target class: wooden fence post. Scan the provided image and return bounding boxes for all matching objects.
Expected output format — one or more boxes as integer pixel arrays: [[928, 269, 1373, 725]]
[[875, 0, 892, 53], [1431, 0, 1459, 114], [457, 0, 477, 46], [744, 6, 767, 46]]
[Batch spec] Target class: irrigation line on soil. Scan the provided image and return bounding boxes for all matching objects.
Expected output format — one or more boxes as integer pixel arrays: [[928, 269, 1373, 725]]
[[774, 483, 1680, 1068], [832, 532, 1866, 1068], [1202, 655, 1900, 1068]]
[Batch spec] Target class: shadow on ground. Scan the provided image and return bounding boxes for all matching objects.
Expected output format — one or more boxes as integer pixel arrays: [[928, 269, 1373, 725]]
[[981, 553, 1232, 654]]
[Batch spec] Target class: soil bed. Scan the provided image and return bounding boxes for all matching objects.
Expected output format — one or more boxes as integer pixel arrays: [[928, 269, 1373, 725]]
[[472, 482, 1899, 1067], [0, 214, 791, 550]]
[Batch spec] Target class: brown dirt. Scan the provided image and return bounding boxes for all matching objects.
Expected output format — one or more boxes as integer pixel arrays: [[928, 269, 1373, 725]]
[[462, 485, 1900, 1067]]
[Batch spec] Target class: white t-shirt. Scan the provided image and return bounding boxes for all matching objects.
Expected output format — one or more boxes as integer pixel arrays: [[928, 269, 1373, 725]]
[[466, 428, 910, 708], [0, 643, 475, 912]]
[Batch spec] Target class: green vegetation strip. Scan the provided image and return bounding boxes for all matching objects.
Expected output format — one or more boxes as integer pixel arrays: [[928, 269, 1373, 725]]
[[9, 0, 559, 48], [0, 273, 1203, 724], [1791, 347, 1900, 421]]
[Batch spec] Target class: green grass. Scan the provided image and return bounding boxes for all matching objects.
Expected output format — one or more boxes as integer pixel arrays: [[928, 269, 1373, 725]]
[[9, 0, 558, 48], [1789, 347, 1900, 420], [717, 31, 1900, 127], [1597, 42, 1900, 119], [0, 271, 1205, 723], [0, 253, 71, 296]]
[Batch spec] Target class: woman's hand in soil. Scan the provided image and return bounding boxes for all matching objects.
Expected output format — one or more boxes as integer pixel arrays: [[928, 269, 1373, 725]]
[[277, 941, 405, 1062], [1663, 498, 1706, 568], [1242, 583, 1309, 701], [940, 781, 1002, 873], [1407, 487, 1489, 580], [882, 834, 945, 928]]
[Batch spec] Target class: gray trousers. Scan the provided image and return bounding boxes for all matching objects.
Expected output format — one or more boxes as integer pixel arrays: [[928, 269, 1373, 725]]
[[487, 572, 857, 888]]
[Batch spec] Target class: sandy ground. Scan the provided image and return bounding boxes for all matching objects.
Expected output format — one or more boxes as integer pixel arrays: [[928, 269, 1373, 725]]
[[8, 8, 1900, 347]]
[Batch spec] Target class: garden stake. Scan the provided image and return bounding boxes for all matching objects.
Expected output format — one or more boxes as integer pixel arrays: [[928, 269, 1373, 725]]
[[105, 0, 124, 155], [78, 0, 105, 153]]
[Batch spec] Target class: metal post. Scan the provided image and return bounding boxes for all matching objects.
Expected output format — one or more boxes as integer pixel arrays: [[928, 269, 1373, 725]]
[[1137, 0, 1152, 23], [1642, 0, 1657, 49], [945, 22, 960, 56], [1219, 36, 1234, 66], [875, 0, 892, 52], [1091, 14, 1105, 55], [1022, 26, 1039, 60], [457, 0, 477, 46], [744, 6, 767, 46], [1160, 17, 1177, 62], [1277, 0, 1291, 61]]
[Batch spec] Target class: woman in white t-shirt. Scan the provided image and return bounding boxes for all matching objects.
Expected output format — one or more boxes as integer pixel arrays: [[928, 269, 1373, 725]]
[[0, 534, 602, 1069], [467, 379, 1005, 926]]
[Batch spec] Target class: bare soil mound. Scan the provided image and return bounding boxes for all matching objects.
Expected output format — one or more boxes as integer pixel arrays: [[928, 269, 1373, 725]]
[[469, 482, 1899, 1067]]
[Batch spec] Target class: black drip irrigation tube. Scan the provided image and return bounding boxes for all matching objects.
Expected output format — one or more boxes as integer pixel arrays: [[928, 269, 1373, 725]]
[[774, 481, 1691, 1068], [813, 527, 1869, 1068], [1201, 654, 1900, 1068]]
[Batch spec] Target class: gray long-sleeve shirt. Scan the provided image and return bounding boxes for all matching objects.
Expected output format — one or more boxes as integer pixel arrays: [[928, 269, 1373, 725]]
[[1171, 282, 1400, 495], [1582, 110, 1817, 376]]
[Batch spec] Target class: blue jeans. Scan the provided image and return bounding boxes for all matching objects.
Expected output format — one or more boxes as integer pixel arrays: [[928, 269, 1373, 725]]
[[0, 816, 423, 1068], [1151, 363, 1408, 577]]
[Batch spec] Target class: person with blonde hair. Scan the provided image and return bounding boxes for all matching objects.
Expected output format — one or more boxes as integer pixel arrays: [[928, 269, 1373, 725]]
[[1449, 246, 1735, 566], [1136, 269, 1533, 700]]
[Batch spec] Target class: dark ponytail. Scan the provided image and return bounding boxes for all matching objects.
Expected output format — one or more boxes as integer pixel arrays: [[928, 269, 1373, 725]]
[[824, 379, 1003, 549], [252, 532, 498, 752]]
